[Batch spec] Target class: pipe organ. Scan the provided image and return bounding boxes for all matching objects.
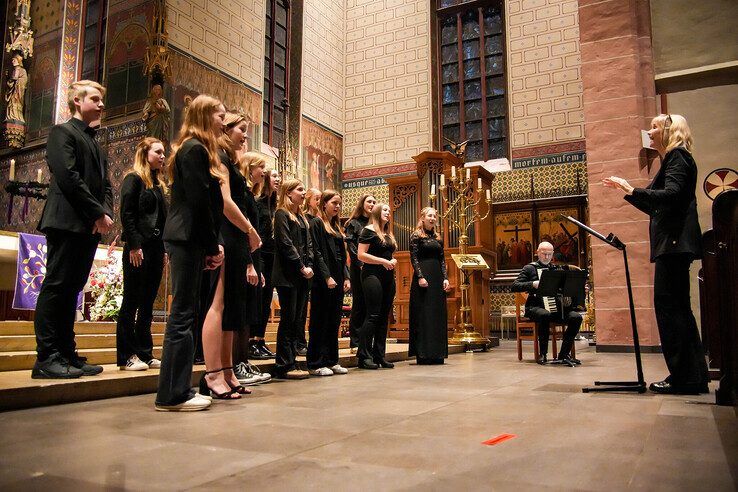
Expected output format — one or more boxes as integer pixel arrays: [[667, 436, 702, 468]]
[[386, 151, 496, 341]]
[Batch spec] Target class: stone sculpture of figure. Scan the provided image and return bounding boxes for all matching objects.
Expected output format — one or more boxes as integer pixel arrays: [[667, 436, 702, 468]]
[[5, 55, 28, 123], [142, 84, 170, 142]]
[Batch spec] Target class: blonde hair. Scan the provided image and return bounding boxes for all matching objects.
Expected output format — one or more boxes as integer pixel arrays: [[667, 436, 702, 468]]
[[303, 187, 321, 216], [653, 114, 693, 154], [348, 194, 375, 222], [67, 80, 106, 114], [277, 178, 305, 222], [128, 137, 169, 193], [318, 189, 344, 237], [218, 112, 248, 162], [168, 94, 226, 183], [238, 152, 267, 189], [413, 207, 438, 238], [257, 168, 277, 200], [368, 202, 396, 247]]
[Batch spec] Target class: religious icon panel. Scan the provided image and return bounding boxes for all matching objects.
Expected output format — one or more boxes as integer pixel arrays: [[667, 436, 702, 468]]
[[537, 208, 581, 266], [494, 211, 533, 269]]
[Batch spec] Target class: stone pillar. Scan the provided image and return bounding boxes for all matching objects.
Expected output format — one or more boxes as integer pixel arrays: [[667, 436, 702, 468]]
[[579, 0, 660, 350]]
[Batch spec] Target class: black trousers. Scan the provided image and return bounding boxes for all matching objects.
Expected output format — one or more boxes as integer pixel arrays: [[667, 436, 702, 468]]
[[34, 229, 98, 361], [156, 241, 205, 406], [527, 306, 581, 358], [654, 254, 709, 386], [307, 282, 343, 369], [275, 280, 310, 374], [358, 269, 395, 362], [252, 251, 275, 338], [116, 241, 165, 365], [294, 289, 309, 350], [348, 264, 365, 348]]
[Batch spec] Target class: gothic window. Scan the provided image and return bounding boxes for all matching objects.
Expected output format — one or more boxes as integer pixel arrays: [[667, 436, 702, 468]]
[[80, 0, 107, 82], [263, 0, 290, 149], [435, 0, 508, 162]]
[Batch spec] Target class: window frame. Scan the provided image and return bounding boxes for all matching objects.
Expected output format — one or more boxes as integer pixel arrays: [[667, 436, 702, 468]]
[[433, 0, 509, 162], [263, 0, 291, 149], [79, 0, 108, 83]]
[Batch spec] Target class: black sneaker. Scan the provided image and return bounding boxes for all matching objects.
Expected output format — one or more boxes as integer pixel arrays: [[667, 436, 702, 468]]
[[258, 340, 276, 358], [68, 354, 104, 376], [296, 346, 308, 357], [247, 341, 270, 360], [31, 353, 83, 379]]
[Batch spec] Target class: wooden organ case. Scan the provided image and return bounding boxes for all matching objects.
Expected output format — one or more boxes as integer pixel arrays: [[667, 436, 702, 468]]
[[386, 151, 496, 341]]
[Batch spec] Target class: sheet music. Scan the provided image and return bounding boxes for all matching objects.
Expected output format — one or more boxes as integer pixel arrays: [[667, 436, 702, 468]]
[[537, 268, 558, 314]]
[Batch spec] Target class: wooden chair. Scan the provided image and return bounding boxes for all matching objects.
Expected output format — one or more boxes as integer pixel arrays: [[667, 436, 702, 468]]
[[515, 292, 575, 361]]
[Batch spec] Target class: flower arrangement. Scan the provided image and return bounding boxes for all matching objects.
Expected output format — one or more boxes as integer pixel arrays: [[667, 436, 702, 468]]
[[88, 239, 124, 321]]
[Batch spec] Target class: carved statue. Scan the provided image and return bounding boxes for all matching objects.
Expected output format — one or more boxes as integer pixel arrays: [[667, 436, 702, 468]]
[[443, 136, 470, 160], [5, 54, 27, 123], [6, 0, 34, 58], [142, 84, 171, 142]]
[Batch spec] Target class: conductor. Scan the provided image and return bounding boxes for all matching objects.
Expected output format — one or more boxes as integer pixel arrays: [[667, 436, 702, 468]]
[[511, 242, 582, 366]]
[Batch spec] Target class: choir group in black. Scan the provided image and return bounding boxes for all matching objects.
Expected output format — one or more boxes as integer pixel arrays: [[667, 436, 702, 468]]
[[29, 80, 710, 409], [28, 83, 451, 411]]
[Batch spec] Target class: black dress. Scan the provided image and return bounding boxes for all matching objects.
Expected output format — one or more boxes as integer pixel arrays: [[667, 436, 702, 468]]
[[358, 228, 396, 363], [253, 194, 276, 338], [408, 231, 448, 363], [213, 152, 254, 331], [344, 215, 368, 348]]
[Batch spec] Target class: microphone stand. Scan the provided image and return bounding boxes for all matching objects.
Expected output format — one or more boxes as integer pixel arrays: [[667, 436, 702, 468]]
[[561, 215, 647, 393]]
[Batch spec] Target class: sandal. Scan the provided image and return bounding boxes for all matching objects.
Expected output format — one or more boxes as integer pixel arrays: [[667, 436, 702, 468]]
[[222, 366, 252, 394], [198, 368, 240, 399]]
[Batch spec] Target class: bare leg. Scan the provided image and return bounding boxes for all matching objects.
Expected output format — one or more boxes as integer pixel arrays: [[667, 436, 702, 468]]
[[202, 266, 238, 398]]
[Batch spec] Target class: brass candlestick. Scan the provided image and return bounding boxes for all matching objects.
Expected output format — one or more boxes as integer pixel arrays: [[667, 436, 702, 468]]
[[430, 166, 492, 349]]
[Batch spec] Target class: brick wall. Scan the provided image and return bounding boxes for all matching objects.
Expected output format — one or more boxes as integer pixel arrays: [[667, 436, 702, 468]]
[[166, 0, 264, 90], [302, 0, 345, 134], [507, 0, 584, 149], [343, 0, 432, 170]]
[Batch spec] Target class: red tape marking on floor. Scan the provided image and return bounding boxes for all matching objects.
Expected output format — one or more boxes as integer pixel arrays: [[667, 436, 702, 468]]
[[482, 433, 517, 446]]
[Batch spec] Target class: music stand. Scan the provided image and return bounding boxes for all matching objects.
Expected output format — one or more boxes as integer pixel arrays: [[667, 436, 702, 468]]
[[538, 269, 588, 322], [561, 215, 647, 394]]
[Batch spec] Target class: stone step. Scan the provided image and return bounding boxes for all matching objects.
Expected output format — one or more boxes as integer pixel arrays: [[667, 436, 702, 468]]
[[0, 343, 469, 412], [0, 334, 165, 352]]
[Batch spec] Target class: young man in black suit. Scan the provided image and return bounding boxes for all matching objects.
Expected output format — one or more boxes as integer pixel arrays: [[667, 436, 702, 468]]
[[511, 241, 582, 367], [32, 80, 114, 379]]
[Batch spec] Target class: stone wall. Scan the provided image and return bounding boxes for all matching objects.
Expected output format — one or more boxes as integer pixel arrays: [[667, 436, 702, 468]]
[[507, 0, 585, 151], [302, 0, 345, 134], [343, 0, 432, 170], [166, 0, 264, 91]]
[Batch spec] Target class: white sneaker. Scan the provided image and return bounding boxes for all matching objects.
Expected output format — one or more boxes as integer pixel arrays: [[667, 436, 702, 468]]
[[330, 364, 348, 375], [234, 362, 271, 385], [155, 394, 211, 412], [309, 367, 334, 376], [147, 358, 161, 368], [122, 355, 148, 371]]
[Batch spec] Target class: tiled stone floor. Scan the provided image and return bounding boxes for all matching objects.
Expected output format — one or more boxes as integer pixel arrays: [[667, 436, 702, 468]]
[[0, 341, 736, 491]]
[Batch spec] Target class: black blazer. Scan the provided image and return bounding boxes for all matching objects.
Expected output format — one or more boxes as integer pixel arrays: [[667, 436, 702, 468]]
[[344, 216, 368, 268], [120, 173, 167, 249], [256, 194, 276, 254], [625, 147, 702, 261], [38, 118, 114, 234], [309, 215, 349, 286], [162, 138, 222, 256], [272, 209, 314, 288], [511, 260, 560, 315]]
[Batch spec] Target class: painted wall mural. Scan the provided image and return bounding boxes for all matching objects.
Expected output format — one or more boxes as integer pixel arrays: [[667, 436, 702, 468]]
[[537, 208, 580, 266], [300, 118, 342, 192], [494, 211, 533, 270]]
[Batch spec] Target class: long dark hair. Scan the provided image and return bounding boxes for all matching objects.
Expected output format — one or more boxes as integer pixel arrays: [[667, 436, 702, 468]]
[[348, 193, 375, 222]]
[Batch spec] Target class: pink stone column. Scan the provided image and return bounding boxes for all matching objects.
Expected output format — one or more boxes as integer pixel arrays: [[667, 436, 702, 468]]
[[579, 0, 660, 349]]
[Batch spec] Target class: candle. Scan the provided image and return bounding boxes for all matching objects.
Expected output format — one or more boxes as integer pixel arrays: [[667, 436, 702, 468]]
[[9, 159, 15, 181], [477, 177, 482, 189], [37, 169, 42, 182], [451, 166, 456, 179], [440, 174, 445, 187], [486, 189, 491, 200], [431, 184, 436, 196], [466, 168, 471, 181]]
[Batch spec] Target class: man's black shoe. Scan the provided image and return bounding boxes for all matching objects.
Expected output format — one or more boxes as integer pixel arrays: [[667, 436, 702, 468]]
[[358, 359, 378, 369], [375, 359, 394, 369], [296, 346, 308, 357], [564, 355, 581, 365], [536, 355, 548, 365], [649, 380, 707, 395], [551, 357, 575, 367], [31, 353, 83, 379], [68, 354, 104, 376]]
